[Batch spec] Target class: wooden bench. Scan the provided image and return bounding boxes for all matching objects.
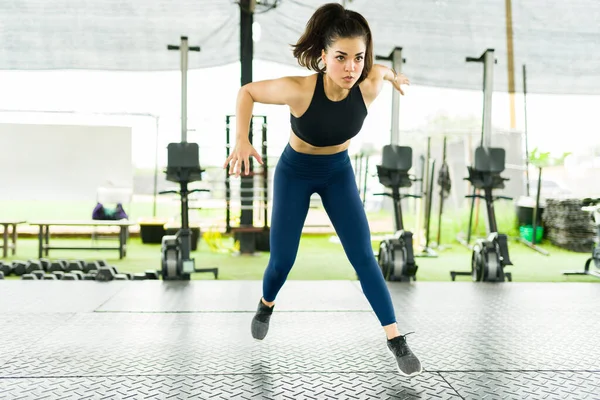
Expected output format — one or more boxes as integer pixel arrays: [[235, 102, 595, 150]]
[[1, 220, 26, 258], [28, 220, 135, 259]]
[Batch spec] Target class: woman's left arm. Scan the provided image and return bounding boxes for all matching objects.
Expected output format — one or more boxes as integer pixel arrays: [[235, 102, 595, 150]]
[[361, 64, 410, 106]]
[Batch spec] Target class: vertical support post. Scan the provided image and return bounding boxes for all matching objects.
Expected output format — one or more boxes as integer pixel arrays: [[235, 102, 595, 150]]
[[225, 115, 232, 234], [505, 0, 517, 129], [262, 117, 268, 228], [239, 0, 255, 253], [467, 49, 495, 148], [180, 37, 189, 142], [376, 47, 405, 145], [152, 116, 160, 217], [523, 64, 531, 197], [167, 36, 200, 143], [482, 49, 495, 148]]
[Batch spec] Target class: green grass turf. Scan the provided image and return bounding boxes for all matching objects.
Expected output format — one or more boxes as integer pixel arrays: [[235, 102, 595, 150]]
[[1, 235, 597, 283]]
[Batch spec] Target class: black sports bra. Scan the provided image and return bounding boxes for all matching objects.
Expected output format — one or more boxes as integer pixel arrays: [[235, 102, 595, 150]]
[[290, 73, 368, 147]]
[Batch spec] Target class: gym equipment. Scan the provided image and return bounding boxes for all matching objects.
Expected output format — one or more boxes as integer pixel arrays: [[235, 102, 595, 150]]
[[522, 64, 531, 198], [451, 148, 514, 282], [375, 145, 420, 281], [563, 198, 600, 279], [0, 261, 10, 276], [450, 49, 514, 282], [352, 144, 377, 207], [11, 261, 27, 276], [10, 258, 159, 281], [160, 36, 218, 280], [517, 166, 549, 255], [516, 64, 549, 256], [435, 136, 452, 249], [373, 47, 420, 281], [414, 137, 437, 258], [224, 115, 270, 254], [159, 143, 218, 280]]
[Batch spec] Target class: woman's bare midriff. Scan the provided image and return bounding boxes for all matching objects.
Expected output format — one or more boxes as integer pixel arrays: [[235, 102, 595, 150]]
[[288, 130, 351, 155]]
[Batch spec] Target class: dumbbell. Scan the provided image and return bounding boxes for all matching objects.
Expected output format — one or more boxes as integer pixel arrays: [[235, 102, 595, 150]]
[[63, 271, 84, 280], [25, 260, 43, 274], [32, 270, 45, 279], [83, 272, 98, 280], [0, 261, 13, 277], [11, 261, 28, 276], [52, 271, 65, 280], [48, 261, 66, 273], [65, 260, 85, 273], [97, 265, 131, 281], [96, 266, 117, 281], [83, 261, 100, 274], [145, 270, 159, 279], [39, 258, 52, 272]]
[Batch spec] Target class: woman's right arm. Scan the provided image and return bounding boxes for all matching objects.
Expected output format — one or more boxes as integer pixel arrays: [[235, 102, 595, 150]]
[[235, 76, 302, 144], [226, 76, 303, 176]]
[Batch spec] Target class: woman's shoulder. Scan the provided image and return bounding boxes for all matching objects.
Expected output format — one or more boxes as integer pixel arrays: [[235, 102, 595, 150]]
[[293, 73, 319, 89], [358, 65, 388, 105]]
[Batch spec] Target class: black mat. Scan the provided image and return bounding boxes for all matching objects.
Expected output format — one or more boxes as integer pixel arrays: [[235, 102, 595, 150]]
[[0, 281, 598, 399]]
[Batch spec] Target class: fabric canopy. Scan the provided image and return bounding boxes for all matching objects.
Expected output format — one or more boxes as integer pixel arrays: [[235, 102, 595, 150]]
[[1, 0, 598, 94]]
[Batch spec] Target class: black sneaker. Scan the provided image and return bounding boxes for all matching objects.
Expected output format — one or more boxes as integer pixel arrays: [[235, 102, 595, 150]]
[[251, 298, 274, 340], [387, 333, 423, 377]]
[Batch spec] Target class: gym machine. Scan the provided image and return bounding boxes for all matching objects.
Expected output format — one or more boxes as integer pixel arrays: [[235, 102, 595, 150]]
[[375, 146, 421, 281], [159, 36, 218, 280], [450, 49, 514, 282], [374, 47, 420, 281], [562, 198, 600, 279]]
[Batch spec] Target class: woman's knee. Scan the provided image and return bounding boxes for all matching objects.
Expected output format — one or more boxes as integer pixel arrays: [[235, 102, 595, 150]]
[[347, 249, 378, 270], [266, 254, 296, 279]]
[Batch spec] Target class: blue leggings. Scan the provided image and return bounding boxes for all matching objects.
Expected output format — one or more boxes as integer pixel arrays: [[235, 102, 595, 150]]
[[262, 144, 397, 327]]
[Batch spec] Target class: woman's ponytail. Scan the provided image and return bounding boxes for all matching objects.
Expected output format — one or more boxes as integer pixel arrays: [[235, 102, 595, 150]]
[[291, 3, 374, 82], [292, 3, 347, 72]]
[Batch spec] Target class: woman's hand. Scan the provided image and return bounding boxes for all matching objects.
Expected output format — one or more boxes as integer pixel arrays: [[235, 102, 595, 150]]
[[223, 140, 263, 177], [391, 72, 410, 95]]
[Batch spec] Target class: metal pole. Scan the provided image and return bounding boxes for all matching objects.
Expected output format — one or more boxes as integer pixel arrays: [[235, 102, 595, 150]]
[[375, 47, 404, 145], [482, 49, 495, 148], [390, 48, 403, 145], [167, 36, 200, 143], [239, 0, 255, 253], [467, 49, 495, 148], [181, 37, 188, 142], [152, 116, 160, 217], [523, 64, 531, 197]]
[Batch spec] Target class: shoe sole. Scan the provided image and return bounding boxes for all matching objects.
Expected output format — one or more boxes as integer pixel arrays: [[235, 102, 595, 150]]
[[387, 347, 423, 377]]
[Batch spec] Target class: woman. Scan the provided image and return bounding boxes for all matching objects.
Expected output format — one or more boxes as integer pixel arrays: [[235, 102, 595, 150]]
[[223, 3, 422, 377]]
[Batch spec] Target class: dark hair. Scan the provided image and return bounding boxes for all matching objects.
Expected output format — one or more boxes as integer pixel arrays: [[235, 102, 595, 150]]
[[292, 3, 373, 83]]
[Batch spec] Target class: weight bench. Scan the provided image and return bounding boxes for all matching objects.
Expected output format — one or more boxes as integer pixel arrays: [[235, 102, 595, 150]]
[[29, 220, 134, 259], [1, 220, 26, 258]]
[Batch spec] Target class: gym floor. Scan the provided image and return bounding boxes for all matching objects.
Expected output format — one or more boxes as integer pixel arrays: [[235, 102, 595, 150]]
[[0, 280, 598, 399]]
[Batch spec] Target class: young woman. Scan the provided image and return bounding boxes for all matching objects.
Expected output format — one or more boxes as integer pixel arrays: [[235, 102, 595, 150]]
[[223, 3, 422, 377]]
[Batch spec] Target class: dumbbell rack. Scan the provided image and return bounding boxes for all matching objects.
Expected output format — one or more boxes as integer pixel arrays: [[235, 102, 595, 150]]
[[0, 258, 159, 281]]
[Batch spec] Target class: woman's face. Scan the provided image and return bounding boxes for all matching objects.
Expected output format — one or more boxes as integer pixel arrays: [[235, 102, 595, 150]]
[[322, 36, 366, 89]]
